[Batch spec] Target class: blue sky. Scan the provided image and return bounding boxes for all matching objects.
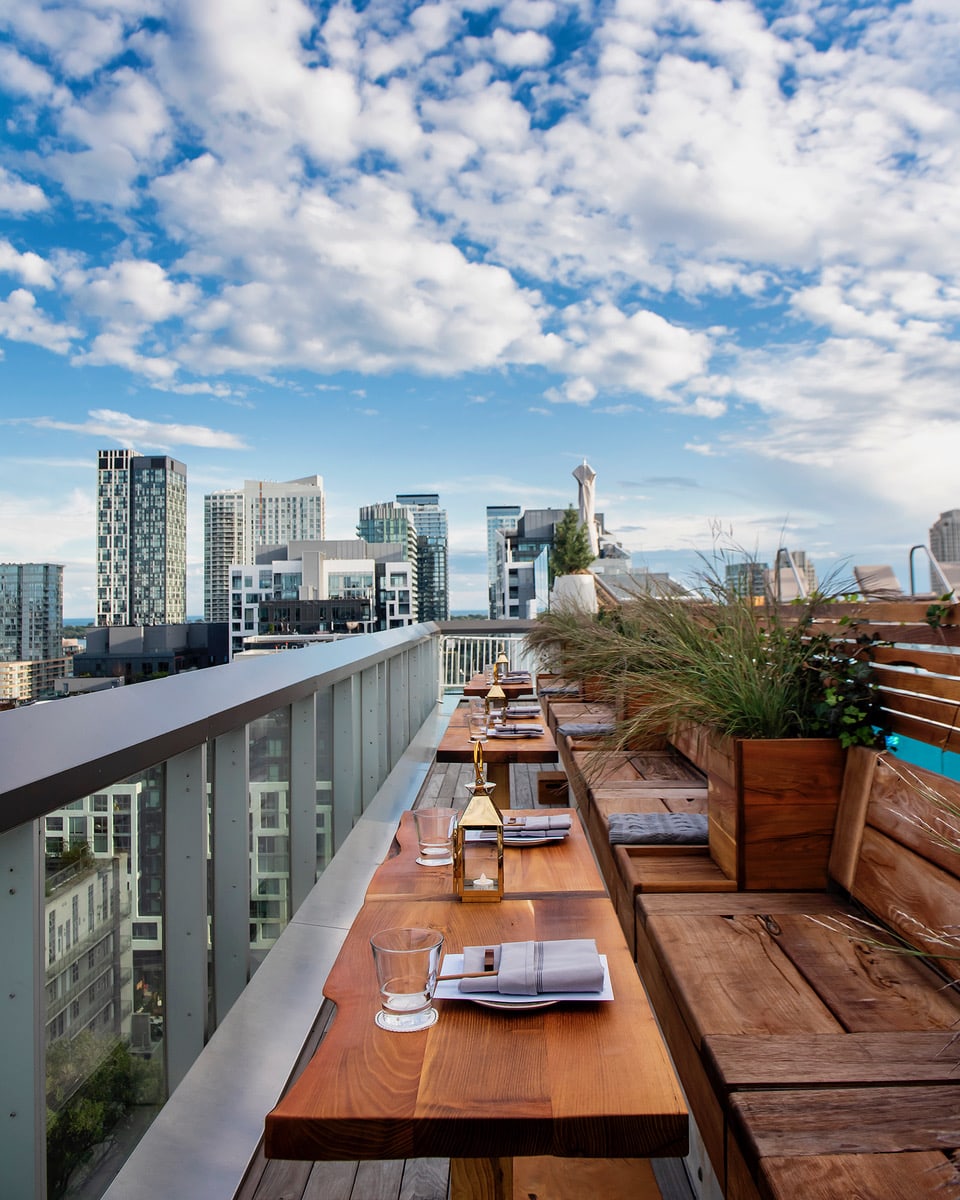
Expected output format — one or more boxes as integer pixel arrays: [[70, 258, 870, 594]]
[[2, 0, 960, 614]]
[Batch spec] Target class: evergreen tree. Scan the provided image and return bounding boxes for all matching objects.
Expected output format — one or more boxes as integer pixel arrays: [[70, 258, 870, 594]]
[[551, 506, 595, 578]]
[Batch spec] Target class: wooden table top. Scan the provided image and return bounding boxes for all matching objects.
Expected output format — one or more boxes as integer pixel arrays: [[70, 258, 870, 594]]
[[264, 895, 688, 1163], [463, 674, 535, 699], [365, 809, 606, 902], [437, 712, 558, 765]]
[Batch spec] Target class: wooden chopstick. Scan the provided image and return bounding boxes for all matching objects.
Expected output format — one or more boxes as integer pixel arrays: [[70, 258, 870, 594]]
[[438, 970, 499, 981]]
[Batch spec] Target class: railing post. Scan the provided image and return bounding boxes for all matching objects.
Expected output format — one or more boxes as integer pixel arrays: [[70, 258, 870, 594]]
[[164, 746, 209, 1094], [332, 675, 361, 849], [388, 651, 409, 769], [289, 696, 318, 914], [0, 820, 45, 1200], [211, 728, 250, 1027], [360, 663, 385, 809]]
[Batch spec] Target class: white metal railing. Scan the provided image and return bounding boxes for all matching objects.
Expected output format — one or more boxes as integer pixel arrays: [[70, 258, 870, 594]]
[[440, 631, 536, 690], [0, 624, 440, 1200]]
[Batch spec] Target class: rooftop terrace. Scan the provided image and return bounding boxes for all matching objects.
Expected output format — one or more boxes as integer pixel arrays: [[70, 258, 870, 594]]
[[3, 607, 960, 1200]]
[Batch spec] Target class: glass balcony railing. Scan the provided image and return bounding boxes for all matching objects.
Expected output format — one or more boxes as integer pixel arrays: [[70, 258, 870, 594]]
[[0, 623, 444, 1200]]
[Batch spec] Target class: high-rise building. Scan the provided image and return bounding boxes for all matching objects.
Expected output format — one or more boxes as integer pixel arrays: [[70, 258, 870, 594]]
[[766, 549, 817, 602], [96, 449, 187, 626], [486, 505, 521, 618], [0, 562, 66, 703], [0, 562, 63, 661], [725, 560, 768, 600], [204, 490, 244, 622], [930, 510, 960, 588], [396, 493, 449, 622], [358, 501, 421, 609], [204, 477, 325, 621], [493, 507, 567, 619]]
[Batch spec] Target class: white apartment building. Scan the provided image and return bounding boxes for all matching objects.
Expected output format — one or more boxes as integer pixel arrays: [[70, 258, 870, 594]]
[[205, 477, 326, 622], [230, 541, 416, 655], [44, 855, 133, 1053]]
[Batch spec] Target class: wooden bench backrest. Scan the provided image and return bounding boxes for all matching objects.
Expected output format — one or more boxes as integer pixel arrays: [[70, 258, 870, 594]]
[[829, 748, 960, 983]]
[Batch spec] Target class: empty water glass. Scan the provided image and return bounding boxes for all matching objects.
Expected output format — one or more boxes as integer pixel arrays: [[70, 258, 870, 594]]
[[413, 806, 457, 866], [468, 712, 488, 742], [370, 926, 444, 1031]]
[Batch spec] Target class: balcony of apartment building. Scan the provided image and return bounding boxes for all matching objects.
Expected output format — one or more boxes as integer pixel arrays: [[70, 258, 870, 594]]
[[5, 606, 960, 1200]]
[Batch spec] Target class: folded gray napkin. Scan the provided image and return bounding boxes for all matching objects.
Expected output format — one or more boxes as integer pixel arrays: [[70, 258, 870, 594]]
[[608, 813, 708, 845], [556, 721, 615, 738], [504, 814, 572, 832], [489, 724, 543, 737], [506, 704, 541, 716], [459, 938, 603, 994]]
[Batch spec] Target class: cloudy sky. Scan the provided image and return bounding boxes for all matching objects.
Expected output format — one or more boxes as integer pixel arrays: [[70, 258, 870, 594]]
[[2, 0, 959, 615]]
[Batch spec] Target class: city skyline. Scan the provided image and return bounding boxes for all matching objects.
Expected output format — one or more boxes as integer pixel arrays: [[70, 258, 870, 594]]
[[3, 1, 960, 613]]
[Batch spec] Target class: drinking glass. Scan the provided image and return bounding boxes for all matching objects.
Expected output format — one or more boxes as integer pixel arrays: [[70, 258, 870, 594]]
[[413, 806, 457, 866], [370, 927, 444, 1031]]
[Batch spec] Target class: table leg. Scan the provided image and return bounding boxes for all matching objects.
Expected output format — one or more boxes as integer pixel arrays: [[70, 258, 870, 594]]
[[486, 761, 510, 810], [450, 1156, 514, 1200]]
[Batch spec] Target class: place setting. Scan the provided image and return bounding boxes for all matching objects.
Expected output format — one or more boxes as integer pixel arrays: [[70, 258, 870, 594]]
[[434, 936, 614, 1011], [498, 812, 572, 847]]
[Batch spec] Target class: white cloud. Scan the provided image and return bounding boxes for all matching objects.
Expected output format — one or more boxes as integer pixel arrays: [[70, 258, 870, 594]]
[[0, 3, 131, 79], [0, 240, 54, 287], [0, 167, 48, 214], [559, 303, 713, 398], [67, 259, 199, 323], [490, 28, 553, 68], [501, 0, 556, 30], [12, 408, 249, 451], [0, 288, 78, 352]]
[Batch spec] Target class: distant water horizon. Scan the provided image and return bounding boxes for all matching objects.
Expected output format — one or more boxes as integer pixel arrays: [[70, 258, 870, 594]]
[[64, 616, 206, 625], [65, 612, 489, 625]]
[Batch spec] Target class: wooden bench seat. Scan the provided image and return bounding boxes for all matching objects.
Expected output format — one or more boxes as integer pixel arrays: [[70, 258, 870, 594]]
[[632, 749, 960, 1199], [562, 747, 705, 811], [542, 699, 615, 736]]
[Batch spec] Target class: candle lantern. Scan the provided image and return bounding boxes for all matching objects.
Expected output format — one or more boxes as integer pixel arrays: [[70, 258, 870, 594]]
[[455, 743, 504, 901], [493, 648, 510, 683], [485, 682, 506, 726]]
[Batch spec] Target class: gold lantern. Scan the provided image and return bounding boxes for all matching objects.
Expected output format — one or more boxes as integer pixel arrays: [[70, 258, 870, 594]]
[[485, 681, 506, 726], [493, 647, 510, 683], [454, 744, 504, 902]]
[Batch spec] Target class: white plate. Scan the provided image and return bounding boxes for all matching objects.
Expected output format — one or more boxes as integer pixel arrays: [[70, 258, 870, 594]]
[[501, 835, 561, 844], [472, 997, 556, 1011]]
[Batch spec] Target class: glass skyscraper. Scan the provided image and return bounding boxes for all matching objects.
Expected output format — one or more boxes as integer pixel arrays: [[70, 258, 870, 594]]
[[395, 493, 449, 622], [486, 505, 521, 618], [0, 562, 63, 661], [97, 449, 187, 626]]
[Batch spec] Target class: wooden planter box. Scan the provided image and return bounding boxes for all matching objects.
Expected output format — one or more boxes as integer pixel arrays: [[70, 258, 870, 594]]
[[671, 724, 845, 890]]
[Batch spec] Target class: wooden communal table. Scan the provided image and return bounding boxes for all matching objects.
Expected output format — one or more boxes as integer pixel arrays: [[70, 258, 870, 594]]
[[437, 708, 558, 810], [463, 673, 535, 699], [365, 809, 606, 901], [264, 895, 688, 1198]]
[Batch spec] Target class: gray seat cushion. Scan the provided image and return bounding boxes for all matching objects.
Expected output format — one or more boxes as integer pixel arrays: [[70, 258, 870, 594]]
[[608, 813, 709, 845], [556, 721, 615, 738]]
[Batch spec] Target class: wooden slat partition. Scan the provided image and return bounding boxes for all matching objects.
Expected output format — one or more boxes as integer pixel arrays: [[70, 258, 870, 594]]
[[761, 601, 960, 754]]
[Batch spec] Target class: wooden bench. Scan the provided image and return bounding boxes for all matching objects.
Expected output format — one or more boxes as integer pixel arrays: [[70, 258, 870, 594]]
[[633, 747, 960, 1199]]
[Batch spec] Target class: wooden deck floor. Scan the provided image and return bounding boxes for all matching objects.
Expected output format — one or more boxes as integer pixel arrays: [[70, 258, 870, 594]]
[[238, 761, 696, 1200]]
